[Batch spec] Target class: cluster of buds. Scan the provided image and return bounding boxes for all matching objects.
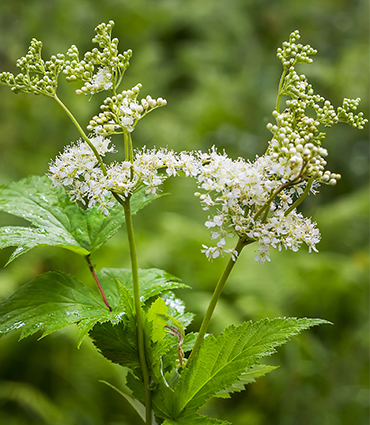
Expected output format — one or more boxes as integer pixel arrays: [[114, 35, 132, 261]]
[[265, 31, 368, 189], [266, 109, 335, 184], [63, 20, 132, 95], [337, 98, 367, 129], [87, 84, 167, 134], [0, 39, 65, 97], [276, 30, 317, 67]]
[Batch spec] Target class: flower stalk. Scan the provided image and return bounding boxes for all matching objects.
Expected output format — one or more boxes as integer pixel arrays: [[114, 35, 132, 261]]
[[53, 94, 108, 175], [187, 237, 249, 367], [113, 192, 152, 425]]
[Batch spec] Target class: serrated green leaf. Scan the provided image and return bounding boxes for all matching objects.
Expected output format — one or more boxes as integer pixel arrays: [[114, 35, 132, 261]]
[[0, 271, 121, 340], [154, 318, 328, 421], [214, 364, 278, 398], [96, 268, 189, 303], [76, 281, 134, 346], [126, 371, 146, 403], [0, 175, 158, 264], [88, 284, 142, 373], [90, 317, 140, 373]]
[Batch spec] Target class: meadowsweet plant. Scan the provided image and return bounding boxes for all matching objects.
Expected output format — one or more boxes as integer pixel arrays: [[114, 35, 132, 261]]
[[0, 23, 366, 425]]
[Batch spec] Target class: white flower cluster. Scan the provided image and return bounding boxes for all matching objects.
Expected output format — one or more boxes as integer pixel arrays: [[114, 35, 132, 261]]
[[191, 149, 321, 263], [103, 148, 197, 197], [250, 210, 320, 263], [49, 138, 198, 215], [48, 135, 116, 212], [265, 109, 341, 186], [49, 139, 322, 261]]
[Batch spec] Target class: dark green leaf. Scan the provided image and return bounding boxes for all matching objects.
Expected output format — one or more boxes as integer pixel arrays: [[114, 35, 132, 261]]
[[0, 175, 158, 263], [90, 293, 189, 376], [0, 271, 122, 340], [89, 317, 140, 373]]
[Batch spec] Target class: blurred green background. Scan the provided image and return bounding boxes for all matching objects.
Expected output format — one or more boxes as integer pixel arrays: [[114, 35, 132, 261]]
[[0, 0, 368, 424]]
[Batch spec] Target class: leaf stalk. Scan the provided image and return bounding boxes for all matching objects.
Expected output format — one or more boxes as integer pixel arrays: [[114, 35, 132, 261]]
[[86, 255, 111, 311]]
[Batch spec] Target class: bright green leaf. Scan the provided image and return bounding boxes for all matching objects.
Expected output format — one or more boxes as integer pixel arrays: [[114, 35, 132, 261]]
[[214, 364, 278, 398], [154, 318, 328, 421], [147, 297, 169, 343]]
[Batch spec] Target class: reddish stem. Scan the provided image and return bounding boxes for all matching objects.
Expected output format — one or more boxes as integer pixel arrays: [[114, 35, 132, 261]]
[[86, 255, 112, 311]]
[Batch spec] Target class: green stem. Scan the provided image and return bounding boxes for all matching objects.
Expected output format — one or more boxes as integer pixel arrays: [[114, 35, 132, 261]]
[[124, 132, 130, 162], [284, 178, 313, 216], [113, 193, 152, 425], [186, 237, 247, 367], [53, 94, 107, 175], [276, 67, 288, 113], [253, 181, 290, 222]]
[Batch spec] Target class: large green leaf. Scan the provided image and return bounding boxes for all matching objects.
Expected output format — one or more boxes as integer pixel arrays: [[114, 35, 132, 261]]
[[153, 318, 328, 421], [0, 175, 158, 264], [0, 271, 127, 340], [0, 265, 188, 348]]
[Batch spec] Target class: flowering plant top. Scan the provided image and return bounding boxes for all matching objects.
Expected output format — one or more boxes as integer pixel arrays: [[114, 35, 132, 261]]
[[0, 22, 366, 425]]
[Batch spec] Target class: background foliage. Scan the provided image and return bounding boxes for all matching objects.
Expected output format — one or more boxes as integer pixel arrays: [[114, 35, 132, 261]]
[[0, 0, 368, 424]]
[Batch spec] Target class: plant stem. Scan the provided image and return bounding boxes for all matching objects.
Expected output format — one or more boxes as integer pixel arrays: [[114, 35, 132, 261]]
[[116, 194, 152, 425], [284, 178, 313, 216], [53, 94, 107, 175], [186, 237, 247, 367], [86, 255, 112, 311], [276, 67, 288, 113]]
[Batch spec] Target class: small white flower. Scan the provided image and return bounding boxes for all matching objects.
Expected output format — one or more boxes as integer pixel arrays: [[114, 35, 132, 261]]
[[90, 67, 113, 93]]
